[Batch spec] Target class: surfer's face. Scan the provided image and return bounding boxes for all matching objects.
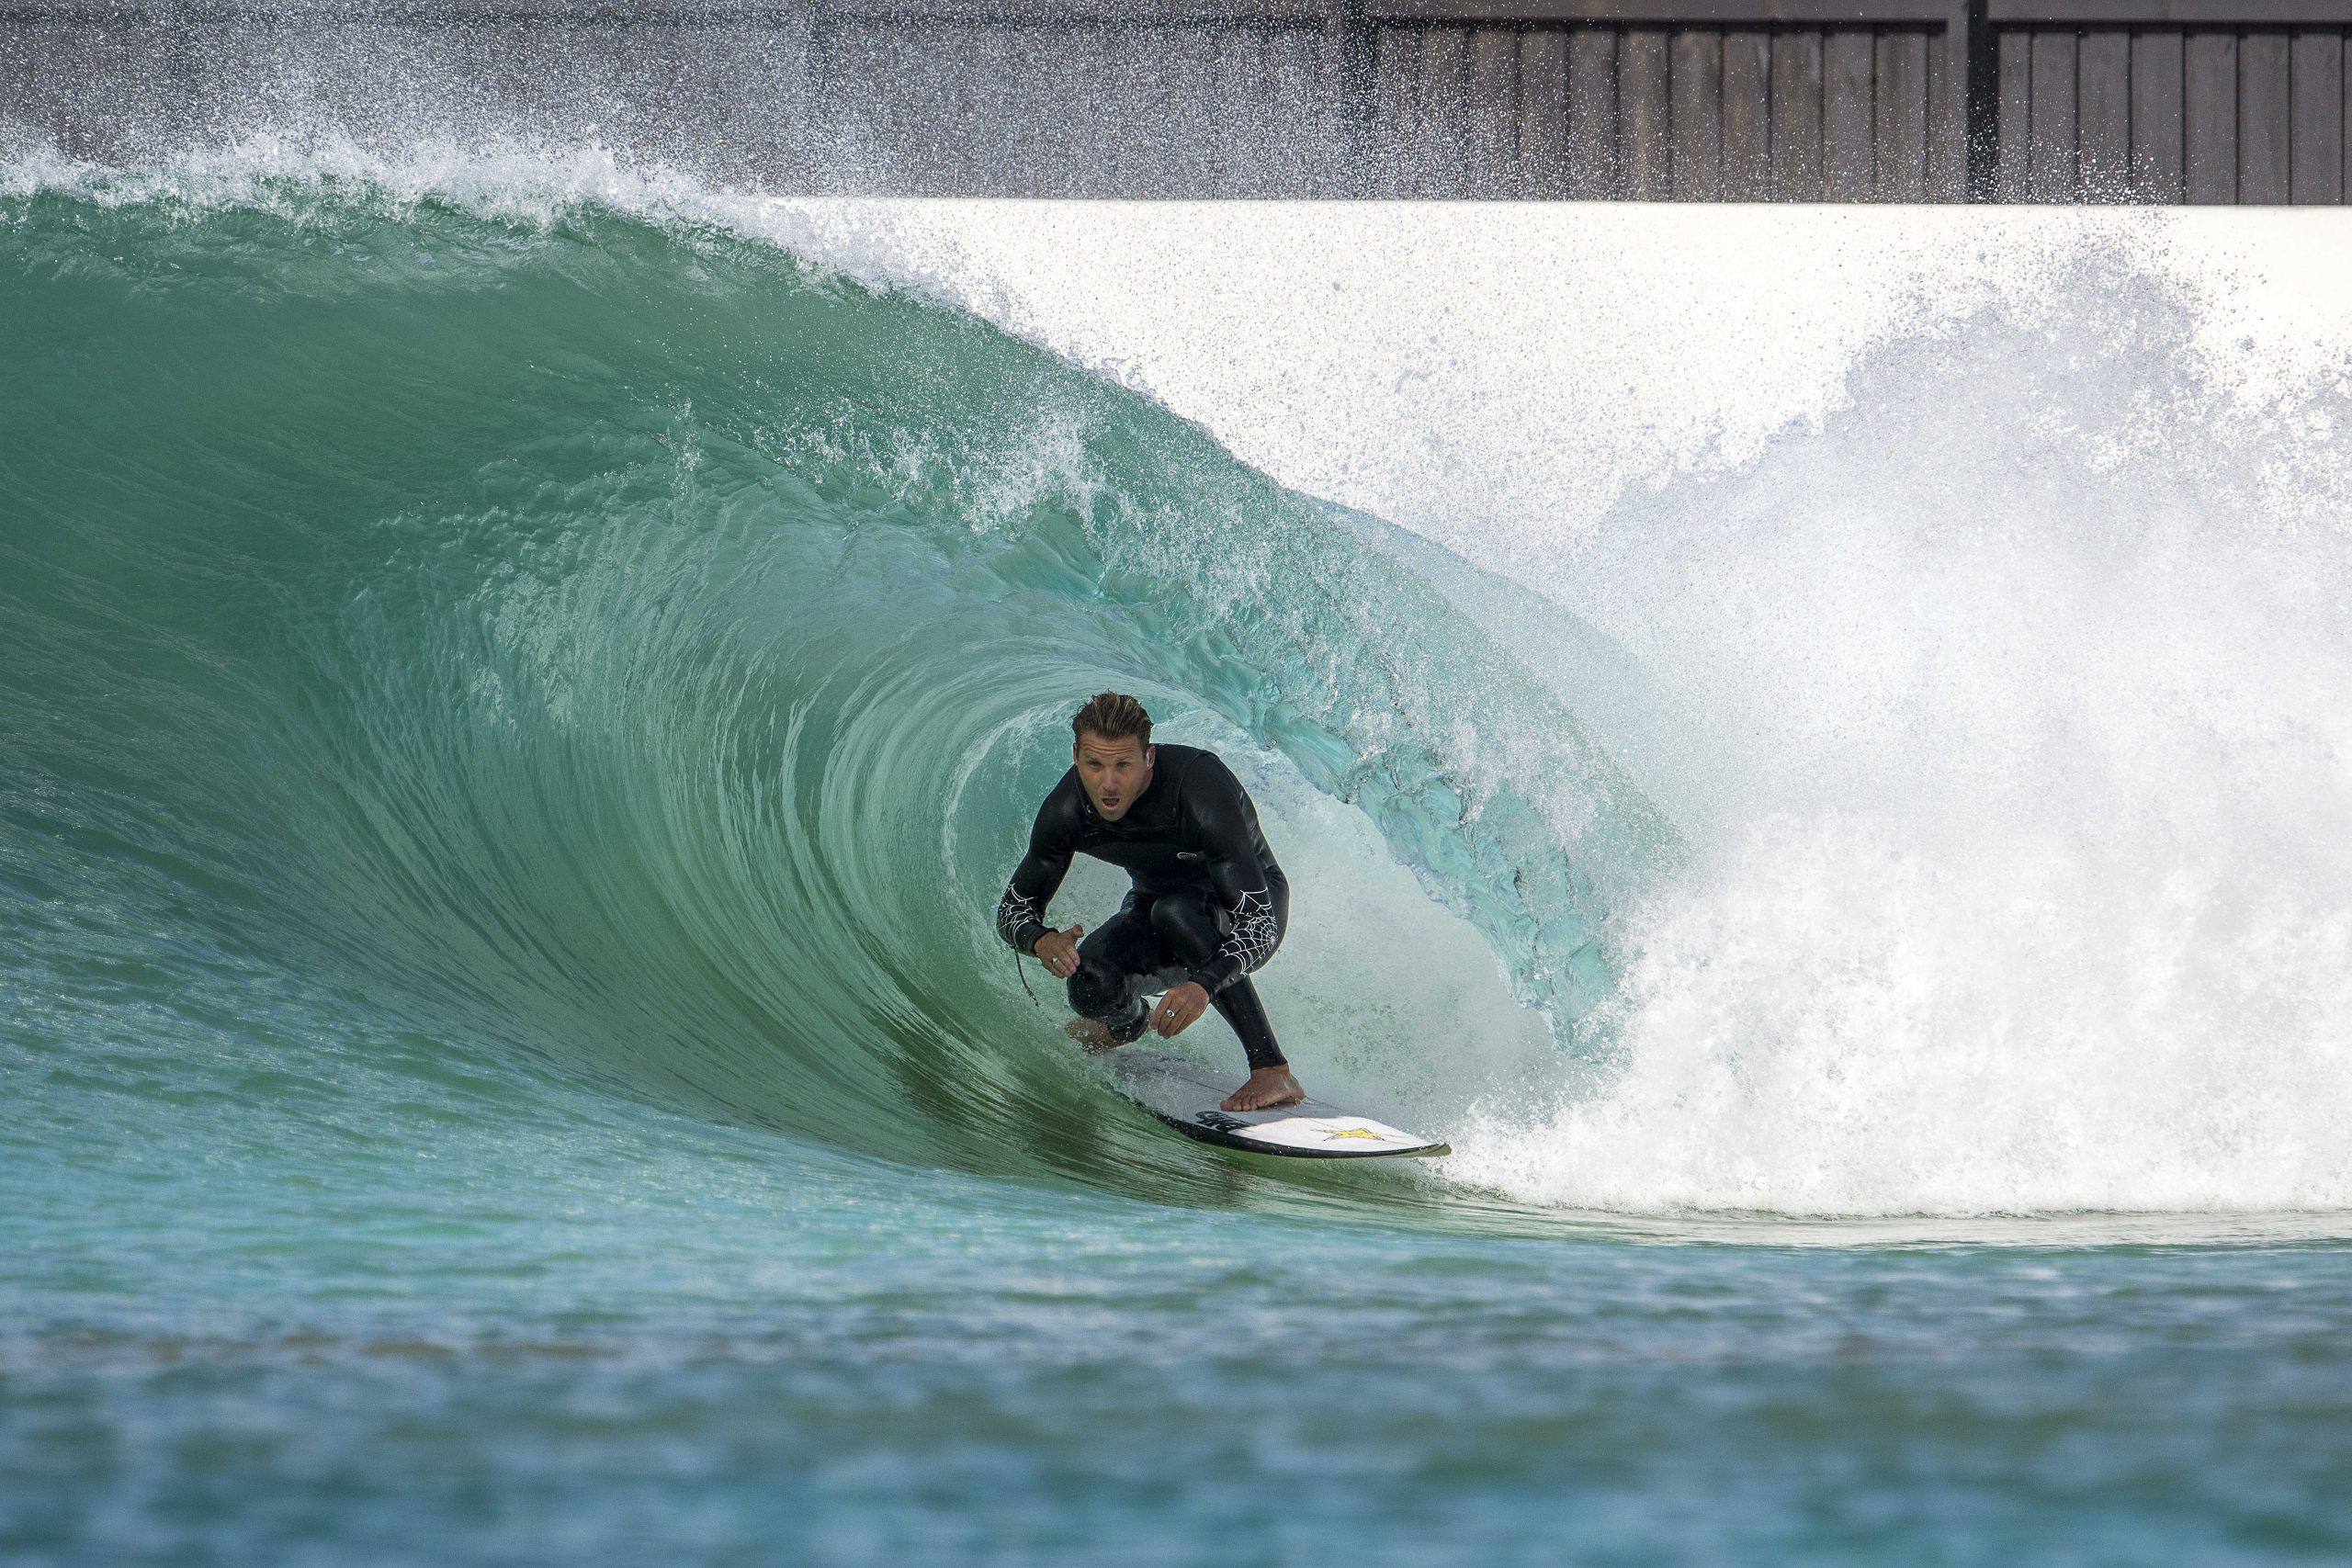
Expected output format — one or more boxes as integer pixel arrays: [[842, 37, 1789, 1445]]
[[1075, 732, 1153, 821]]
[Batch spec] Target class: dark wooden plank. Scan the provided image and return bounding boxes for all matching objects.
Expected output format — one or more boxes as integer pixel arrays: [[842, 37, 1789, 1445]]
[[2240, 29, 2291, 201], [2028, 28, 2077, 199], [1985, 2, 2352, 24], [2076, 28, 2130, 198], [1419, 25, 1472, 196], [2131, 28, 2185, 199], [1874, 28, 1927, 198], [1996, 26, 2031, 200], [1621, 27, 1671, 197], [1670, 27, 1723, 198], [1771, 27, 1825, 199], [1822, 28, 1872, 197], [1518, 28, 1569, 197], [2290, 29, 2345, 201], [1926, 6, 1966, 197], [2183, 30, 2236, 201], [1366, 0, 1963, 20], [1722, 27, 1770, 197], [1466, 25, 1520, 195], [1566, 25, 1619, 197]]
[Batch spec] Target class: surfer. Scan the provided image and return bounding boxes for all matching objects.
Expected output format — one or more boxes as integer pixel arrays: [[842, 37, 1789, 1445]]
[[996, 693, 1301, 1111]]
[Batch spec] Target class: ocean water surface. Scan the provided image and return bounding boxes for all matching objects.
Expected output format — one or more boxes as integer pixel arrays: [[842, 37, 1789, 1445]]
[[5, 151, 2352, 1564]]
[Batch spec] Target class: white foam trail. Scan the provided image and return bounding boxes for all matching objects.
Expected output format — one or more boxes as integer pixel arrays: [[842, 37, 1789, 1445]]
[[1447, 811, 2352, 1215]]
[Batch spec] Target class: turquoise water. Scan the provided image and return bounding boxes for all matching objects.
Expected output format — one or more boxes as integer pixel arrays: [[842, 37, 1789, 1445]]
[[6, 164, 2352, 1564]]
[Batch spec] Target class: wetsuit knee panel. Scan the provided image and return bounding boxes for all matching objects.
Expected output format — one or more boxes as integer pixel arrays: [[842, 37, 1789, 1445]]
[[1066, 965, 1149, 1043], [1065, 960, 1118, 1019]]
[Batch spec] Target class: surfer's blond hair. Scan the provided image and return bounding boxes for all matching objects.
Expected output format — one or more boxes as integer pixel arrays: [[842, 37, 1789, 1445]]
[[1072, 693, 1152, 750]]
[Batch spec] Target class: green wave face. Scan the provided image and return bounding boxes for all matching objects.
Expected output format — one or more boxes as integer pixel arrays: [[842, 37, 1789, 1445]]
[[0, 180, 1673, 1208]]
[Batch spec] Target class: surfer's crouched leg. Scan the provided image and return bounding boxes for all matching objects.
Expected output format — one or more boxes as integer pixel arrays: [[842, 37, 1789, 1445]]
[[1148, 888, 1288, 1070], [1067, 900, 1159, 1044]]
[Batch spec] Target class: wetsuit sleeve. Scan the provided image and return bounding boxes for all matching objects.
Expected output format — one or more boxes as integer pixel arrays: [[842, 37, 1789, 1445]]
[[1182, 760, 1283, 998], [995, 792, 1074, 956]]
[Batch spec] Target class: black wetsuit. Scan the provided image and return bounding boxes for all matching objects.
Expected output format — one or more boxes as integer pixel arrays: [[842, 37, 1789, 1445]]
[[996, 744, 1291, 1070]]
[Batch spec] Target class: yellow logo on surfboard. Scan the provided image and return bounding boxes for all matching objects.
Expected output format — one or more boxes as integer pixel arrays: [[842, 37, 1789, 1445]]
[[1322, 1126, 1385, 1142]]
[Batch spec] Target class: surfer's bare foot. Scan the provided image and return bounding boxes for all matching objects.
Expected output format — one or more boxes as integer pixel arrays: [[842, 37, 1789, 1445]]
[[1064, 1017, 1123, 1055], [1220, 1066, 1304, 1112]]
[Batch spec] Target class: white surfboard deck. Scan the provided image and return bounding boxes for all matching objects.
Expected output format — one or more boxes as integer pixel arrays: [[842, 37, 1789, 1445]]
[[1104, 1045, 1449, 1159]]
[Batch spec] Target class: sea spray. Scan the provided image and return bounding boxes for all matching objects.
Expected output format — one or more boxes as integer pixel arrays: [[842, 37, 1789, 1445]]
[[1447, 265, 2352, 1213]]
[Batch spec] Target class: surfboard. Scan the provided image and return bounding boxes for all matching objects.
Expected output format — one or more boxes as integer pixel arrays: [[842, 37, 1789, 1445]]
[[1104, 1045, 1449, 1159]]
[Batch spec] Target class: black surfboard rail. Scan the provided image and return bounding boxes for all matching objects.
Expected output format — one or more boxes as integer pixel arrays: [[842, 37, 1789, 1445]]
[[6, 0, 2351, 199]]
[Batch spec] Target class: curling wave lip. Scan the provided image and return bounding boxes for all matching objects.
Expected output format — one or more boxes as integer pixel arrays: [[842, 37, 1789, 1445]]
[[0, 166, 1679, 1226]]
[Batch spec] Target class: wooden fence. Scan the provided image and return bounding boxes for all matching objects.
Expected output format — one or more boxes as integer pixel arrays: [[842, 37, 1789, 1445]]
[[1354, 0, 1972, 198], [7, 0, 2352, 198], [1987, 2, 2352, 201]]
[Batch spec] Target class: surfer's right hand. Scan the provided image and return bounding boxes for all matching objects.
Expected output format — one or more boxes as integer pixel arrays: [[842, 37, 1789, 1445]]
[[1033, 924, 1084, 979]]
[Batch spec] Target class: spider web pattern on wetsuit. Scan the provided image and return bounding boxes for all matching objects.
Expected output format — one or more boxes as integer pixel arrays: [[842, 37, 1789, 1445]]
[[995, 889, 1043, 948], [1214, 887, 1280, 974]]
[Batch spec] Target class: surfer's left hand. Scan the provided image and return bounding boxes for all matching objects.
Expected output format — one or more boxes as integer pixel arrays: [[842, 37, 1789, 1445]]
[[1150, 982, 1210, 1038]]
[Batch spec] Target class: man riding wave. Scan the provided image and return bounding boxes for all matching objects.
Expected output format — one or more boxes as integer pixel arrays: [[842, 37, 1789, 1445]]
[[995, 693, 1303, 1112]]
